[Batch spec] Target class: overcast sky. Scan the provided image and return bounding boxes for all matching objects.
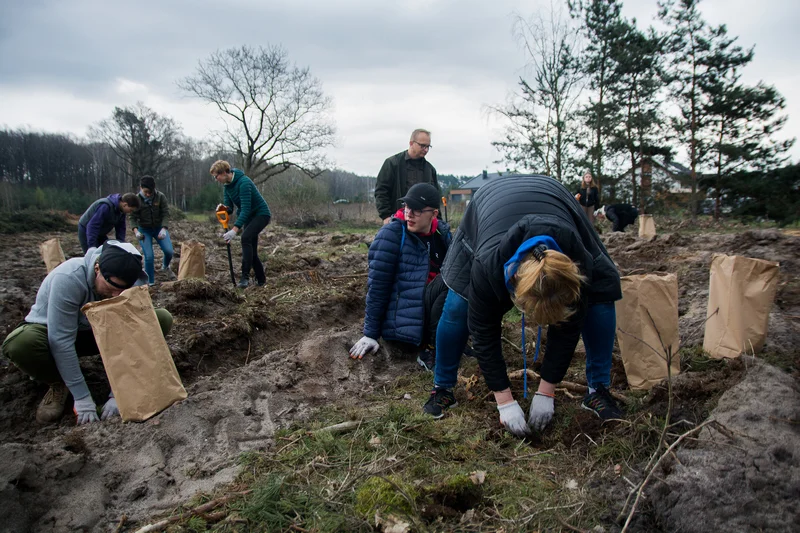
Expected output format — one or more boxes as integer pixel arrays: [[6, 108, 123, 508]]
[[1, 0, 798, 177]]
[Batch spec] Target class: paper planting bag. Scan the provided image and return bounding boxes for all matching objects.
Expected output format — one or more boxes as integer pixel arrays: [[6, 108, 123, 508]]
[[703, 254, 780, 359], [177, 240, 206, 280], [638, 214, 656, 240], [82, 285, 186, 421], [40, 238, 66, 272], [615, 273, 680, 390]]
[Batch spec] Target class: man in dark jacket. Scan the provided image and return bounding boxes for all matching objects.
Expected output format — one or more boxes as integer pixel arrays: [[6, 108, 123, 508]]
[[351, 183, 452, 371], [423, 175, 624, 433], [596, 204, 639, 232], [375, 129, 440, 224], [78, 193, 140, 253], [130, 176, 175, 283]]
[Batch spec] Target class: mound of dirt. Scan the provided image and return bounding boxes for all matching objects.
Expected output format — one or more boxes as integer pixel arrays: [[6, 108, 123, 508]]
[[0, 329, 414, 532], [652, 360, 800, 532]]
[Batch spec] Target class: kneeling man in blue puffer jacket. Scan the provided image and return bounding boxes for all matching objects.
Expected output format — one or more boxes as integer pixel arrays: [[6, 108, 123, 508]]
[[350, 183, 452, 371]]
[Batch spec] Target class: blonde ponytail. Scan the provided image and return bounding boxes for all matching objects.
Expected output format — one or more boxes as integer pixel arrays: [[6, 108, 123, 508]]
[[512, 250, 585, 325]]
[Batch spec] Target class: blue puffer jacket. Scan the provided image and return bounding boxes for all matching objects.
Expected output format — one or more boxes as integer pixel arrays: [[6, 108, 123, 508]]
[[363, 218, 452, 345]]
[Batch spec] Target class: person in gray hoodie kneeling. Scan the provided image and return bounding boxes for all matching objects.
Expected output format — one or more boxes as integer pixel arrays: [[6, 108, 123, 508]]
[[1, 241, 173, 424]]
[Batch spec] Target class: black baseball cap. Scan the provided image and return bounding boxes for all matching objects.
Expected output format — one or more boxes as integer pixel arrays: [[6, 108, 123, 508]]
[[400, 183, 440, 211], [98, 241, 144, 289]]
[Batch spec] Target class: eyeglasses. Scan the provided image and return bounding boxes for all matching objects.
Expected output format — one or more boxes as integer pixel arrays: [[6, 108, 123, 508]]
[[413, 141, 432, 150], [102, 271, 130, 290], [403, 204, 435, 217]]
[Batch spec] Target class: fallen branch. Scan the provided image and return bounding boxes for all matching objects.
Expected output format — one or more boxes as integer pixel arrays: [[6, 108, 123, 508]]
[[501, 336, 522, 352], [508, 369, 629, 404], [313, 420, 362, 435], [270, 289, 292, 302], [271, 245, 279, 255], [132, 491, 252, 533], [114, 515, 127, 533], [618, 419, 715, 531], [329, 272, 369, 279]]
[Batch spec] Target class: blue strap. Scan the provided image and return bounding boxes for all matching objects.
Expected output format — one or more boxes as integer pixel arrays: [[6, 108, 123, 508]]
[[522, 313, 527, 399]]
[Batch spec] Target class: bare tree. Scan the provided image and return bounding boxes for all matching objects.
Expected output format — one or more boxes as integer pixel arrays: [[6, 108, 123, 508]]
[[179, 45, 336, 184], [492, 5, 583, 182], [88, 102, 185, 190]]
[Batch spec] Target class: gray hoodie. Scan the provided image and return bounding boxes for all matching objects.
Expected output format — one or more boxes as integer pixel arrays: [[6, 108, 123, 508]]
[[24, 243, 147, 401]]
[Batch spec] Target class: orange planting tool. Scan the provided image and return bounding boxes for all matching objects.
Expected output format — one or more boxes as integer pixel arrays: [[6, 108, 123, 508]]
[[215, 206, 236, 286]]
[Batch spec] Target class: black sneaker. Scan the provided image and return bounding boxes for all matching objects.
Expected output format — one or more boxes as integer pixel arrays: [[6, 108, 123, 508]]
[[416, 349, 435, 372], [237, 278, 249, 289], [423, 387, 457, 419], [582, 385, 624, 421], [256, 279, 266, 287]]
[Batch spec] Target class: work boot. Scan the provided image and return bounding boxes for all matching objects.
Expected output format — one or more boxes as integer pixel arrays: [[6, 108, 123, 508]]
[[582, 385, 624, 422], [237, 278, 250, 289], [162, 265, 177, 281], [423, 386, 457, 419], [36, 383, 69, 424]]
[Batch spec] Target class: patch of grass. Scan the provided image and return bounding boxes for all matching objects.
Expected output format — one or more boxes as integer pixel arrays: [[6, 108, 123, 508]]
[[680, 345, 726, 372], [3, 209, 72, 234], [758, 351, 799, 374]]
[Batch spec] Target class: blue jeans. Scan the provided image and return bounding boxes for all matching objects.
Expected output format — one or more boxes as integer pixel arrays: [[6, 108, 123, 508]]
[[433, 289, 470, 389], [582, 302, 615, 389], [433, 288, 615, 390], [139, 227, 174, 284]]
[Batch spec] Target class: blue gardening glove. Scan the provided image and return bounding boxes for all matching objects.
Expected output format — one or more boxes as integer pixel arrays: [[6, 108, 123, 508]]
[[528, 393, 555, 432], [498, 400, 532, 438], [349, 336, 379, 359], [157, 228, 167, 240], [134, 229, 143, 240], [223, 229, 237, 243], [73, 396, 99, 425], [101, 393, 119, 421]]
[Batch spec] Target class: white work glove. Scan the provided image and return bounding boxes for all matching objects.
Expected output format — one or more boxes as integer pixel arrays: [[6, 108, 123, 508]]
[[134, 229, 143, 240], [497, 400, 532, 438], [528, 393, 555, 432], [73, 396, 99, 425], [101, 393, 119, 421], [222, 229, 237, 243], [157, 228, 167, 240], [349, 336, 379, 359]]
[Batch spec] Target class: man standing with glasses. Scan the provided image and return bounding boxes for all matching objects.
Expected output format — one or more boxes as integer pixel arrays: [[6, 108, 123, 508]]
[[350, 183, 451, 372], [375, 128, 440, 225]]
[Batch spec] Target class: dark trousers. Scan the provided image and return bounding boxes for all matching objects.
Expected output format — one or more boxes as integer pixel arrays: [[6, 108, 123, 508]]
[[423, 274, 448, 348], [241, 215, 270, 283], [78, 225, 108, 254]]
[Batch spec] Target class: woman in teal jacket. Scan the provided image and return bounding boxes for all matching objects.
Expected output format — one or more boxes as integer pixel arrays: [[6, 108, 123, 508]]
[[211, 160, 272, 288]]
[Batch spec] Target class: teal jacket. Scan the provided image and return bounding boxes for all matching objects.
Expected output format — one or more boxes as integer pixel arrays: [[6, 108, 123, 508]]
[[223, 169, 271, 228]]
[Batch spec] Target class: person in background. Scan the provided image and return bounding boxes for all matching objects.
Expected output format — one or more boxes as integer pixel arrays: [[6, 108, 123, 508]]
[[423, 175, 624, 436], [78, 193, 140, 253], [375, 129, 440, 225], [575, 171, 599, 224], [595, 204, 639, 232], [130, 175, 176, 283], [211, 160, 272, 289], [1, 241, 173, 424], [350, 183, 451, 372]]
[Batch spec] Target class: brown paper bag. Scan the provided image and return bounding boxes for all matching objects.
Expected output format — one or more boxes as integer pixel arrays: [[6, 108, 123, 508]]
[[40, 238, 66, 272], [82, 285, 186, 421], [177, 240, 206, 280], [638, 214, 656, 240], [615, 273, 680, 390], [703, 254, 780, 359]]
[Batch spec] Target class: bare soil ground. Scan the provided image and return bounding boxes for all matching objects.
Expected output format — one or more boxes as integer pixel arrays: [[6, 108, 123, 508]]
[[0, 216, 797, 532]]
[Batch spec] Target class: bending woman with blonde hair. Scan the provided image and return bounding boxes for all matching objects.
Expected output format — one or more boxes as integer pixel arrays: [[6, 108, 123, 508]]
[[422, 175, 623, 437]]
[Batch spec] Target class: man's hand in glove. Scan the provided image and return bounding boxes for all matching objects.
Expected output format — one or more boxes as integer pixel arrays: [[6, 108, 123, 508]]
[[349, 336, 379, 359], [223, 229, 238, 243], [73, 396, 99, 425], [528, 393, 555, 432], [134, 229, 143, 240], [497, 400, 532, 437], [101, 393, 119, 421], [157, 228, 167, 240]]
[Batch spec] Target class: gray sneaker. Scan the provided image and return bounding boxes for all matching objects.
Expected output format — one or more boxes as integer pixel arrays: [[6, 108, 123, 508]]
[[36, 383, 69, 424]]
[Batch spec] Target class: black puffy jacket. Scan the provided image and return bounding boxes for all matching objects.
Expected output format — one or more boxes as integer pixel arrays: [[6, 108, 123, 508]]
[[441, 175, 621, 391]]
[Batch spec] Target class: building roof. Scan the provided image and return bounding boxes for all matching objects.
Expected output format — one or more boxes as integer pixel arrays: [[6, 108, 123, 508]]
[[461, 171, 549, 191]]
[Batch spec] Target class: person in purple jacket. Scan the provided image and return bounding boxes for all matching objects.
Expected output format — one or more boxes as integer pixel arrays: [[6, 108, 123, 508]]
[[78, 193, 140, 253]]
